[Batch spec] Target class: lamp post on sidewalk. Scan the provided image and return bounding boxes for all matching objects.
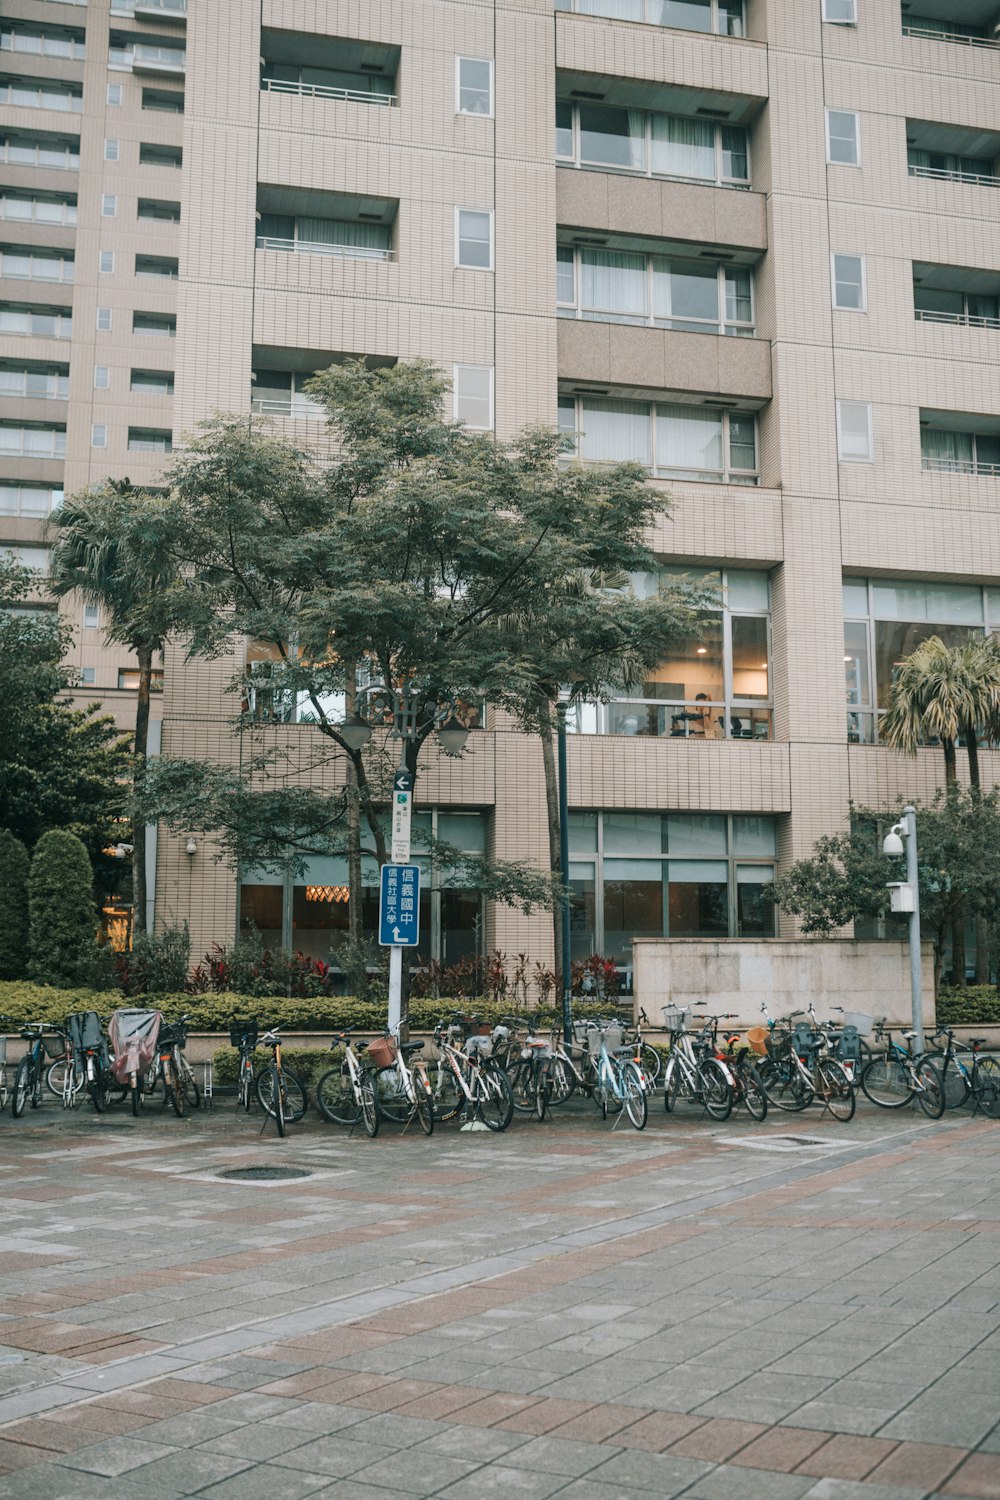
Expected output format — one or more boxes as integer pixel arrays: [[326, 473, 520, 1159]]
[[883, 804, 924, 1051]]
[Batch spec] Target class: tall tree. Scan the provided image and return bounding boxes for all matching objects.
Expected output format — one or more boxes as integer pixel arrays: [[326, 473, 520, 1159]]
[[880, 634, 1000, 982], [27, 828, 99, 988], [47, 482, 179, 937]]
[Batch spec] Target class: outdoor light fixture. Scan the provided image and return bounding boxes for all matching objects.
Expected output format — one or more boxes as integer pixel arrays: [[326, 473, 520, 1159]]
[[185, 837, 198, 856], [436, 715, 470, 757], [882, 822, 906, 857], [337, 712, 373, 753], [337, 686, 474, 756]]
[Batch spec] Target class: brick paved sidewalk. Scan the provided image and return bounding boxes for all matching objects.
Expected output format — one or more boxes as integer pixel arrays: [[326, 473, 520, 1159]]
[[0, 1098, 998, 1498]]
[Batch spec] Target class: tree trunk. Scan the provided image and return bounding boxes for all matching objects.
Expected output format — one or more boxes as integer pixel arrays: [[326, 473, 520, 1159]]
[[943, 736, 957, 785], [942, 737, 966, 985], [131, 643, 152, 941], [537, 698, 563, 1001], [966, 726, 981, 794]]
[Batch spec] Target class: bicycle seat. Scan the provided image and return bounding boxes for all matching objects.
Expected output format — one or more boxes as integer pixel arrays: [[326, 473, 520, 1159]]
[[401, 1041, 424, 1054], [969, 1036, 987, 1046]]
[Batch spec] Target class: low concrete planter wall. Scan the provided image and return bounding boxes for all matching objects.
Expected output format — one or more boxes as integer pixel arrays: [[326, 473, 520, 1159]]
[[632, 938, 936, 1033]]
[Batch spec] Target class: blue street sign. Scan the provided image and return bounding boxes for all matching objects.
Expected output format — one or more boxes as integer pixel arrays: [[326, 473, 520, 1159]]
[[378, 863, 421, 947]]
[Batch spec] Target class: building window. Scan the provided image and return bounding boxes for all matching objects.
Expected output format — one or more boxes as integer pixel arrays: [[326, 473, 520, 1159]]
[[251, 369, 324, 417], [567, 811, 777, 968], [138, 197, 181, 222], [102, 195, 118, 217], [832, 253, 865, 311], [105, 138, 119, 161], [920, 423, 1000, 477], [0, 247, 74, 282], [914, 277, 999, 329], [135, 254, 178, 278], [79, 666, 96, 685], [557, 245, 754, 335], [557, 100, 749, 188], [127, 427, 172, 451], [0, 482, 63, 517], [0, 302, 72, 338], [456, 56, 493, 117], [257, 209, 393, 262], [260, 56, 397, 106], [91, 424, 107, 448], [0, 544, 49, 573], [0, 423, 64, 456], [118, 667, 164, 691], [453, 365, 494, 430], [97, 307, 112, 330], [109, 36, 186, 72], [1, 22, 86, 58], [844, 576, 997, 743], [0, 365, 68, 399], [0, 132, 80, 171], [240, 810, 487, 968], [836, 399, 873, 461], [556, 0, 745, 34], [94, 366, 109, 390], [0, 190, 77, 225], [107, 83, 122, 106], [567, 566, 772, 741], [142, 87, 184, 113], [133, 312, 176, 336], [822, 0, 856, 21], [139, 143, 182, 169], [456, 209, 493, 269], [83, 603, 99, 628], [0, 77, 83, 112], [826, 108, 860, 165], [908, 146, 996, 186], [99, 250, 115, 273], [558, 394, 758, 485], [130, 368, 174, 395]]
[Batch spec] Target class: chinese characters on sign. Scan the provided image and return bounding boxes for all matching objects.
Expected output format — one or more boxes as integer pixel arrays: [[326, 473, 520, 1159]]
[[378, 863, 421, 947]]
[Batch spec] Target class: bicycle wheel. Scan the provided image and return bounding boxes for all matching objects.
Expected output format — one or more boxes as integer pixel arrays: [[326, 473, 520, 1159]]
[[759, 1056, 813, 1112], [622, 1062, 647, 1130], [177, 1058, 200, 1111], [975, 1057, 1000, 1119], [663, 1057, 681, 1113], [915, 1058, 945, 1119], [639, 1044, 661, 1083], [477, 1064, 513, 1131], [239, 1058, 255, 1111], [167, 1060, 184, 1117], [375, 1067, 410, 1124], [432, 1063, 464, 1122], [548, 1056, 577, 1105], [817, 1058, 856, 1122], [860, 1055, 913, 1109], [940, 1059, 972, 1111], [534, 1068, 549, 1122], [360, 1073, 379, 1137], [506, 1059, 535, 1114], [130, 1071, 143, 1117], [699, 1058, 733, 1121], [257, 1066, 307, 1123], [412, 1072, 434, 1136], [11, 1056, 31, 1118], [47, 1059, 84, 1105], [740, 1062, 768, 1122], [316, 1066, 361, 1125]]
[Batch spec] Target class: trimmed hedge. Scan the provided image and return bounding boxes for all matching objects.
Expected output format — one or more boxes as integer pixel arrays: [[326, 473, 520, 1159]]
[[0, 981, 619, 1034], [936, 986, 1000, 1024], [212, 1046, 331, 1087]]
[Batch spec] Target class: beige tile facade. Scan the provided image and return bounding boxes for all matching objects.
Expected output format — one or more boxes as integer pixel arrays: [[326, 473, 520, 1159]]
[[5, 0, 1000, 975]]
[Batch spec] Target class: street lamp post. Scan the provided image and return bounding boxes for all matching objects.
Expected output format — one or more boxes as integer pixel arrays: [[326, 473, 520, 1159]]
[[557, 703, 572, 1046], [883, 804, 924, 1051]]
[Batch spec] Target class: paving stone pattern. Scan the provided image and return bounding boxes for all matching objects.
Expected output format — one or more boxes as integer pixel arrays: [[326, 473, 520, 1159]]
[[0, 1095, 998, 1498]]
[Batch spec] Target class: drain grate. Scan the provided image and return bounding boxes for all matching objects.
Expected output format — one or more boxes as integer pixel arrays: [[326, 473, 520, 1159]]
[[219, 1166, 312, 1182]]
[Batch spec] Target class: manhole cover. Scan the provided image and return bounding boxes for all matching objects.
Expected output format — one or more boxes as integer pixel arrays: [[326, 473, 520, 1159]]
[[218, 1166, 312, 1182]]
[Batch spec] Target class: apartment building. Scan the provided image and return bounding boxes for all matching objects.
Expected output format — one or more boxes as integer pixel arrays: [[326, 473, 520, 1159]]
[[4, 0, 1000, 983]]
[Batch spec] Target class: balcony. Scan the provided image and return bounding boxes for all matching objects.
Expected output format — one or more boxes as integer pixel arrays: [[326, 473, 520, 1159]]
[[901, 2, 1000, 49], [920, 409, 1000, 476], [906, 118, 1000, 187], [109, 35, 185, 75], [558, 318, 771, 403], [256, 188, 397, 266], [260, 29, 399, 107], [133, 0, 186, 22], [913, 261, 1000, 329], [255, 234, 393, 264], [556, 0, 747, 35]]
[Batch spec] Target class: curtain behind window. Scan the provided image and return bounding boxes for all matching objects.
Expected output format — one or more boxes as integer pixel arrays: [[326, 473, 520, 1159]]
[[656, 404, 723, 472], [581, 248, 646, 316], [650, 114, 714, 179], [580, 399, 652, 465]]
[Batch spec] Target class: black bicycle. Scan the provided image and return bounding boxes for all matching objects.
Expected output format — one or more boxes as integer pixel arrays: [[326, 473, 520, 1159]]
[[12, 1023, 65, 1117], [230, 1018, 259, 1112]]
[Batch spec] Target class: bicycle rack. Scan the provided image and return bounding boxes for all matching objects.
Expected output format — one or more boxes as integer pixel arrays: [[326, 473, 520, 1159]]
[[203, 1059, 213, 1109]]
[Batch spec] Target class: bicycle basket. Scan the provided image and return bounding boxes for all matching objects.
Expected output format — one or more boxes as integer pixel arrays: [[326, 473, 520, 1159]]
[[662, 1005, 687, 1032], [229, 1020, 258, 1049], [841, 1011, 874, 1036], [42, 1032, 67, 1060], [745, 1026, 769, 1056], [603, 1021, 624, 1051], [367, 1035, 397, 1069]]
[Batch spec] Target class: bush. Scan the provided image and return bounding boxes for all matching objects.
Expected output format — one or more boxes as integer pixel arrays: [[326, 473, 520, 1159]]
[[0, 981, 621, 1034], [0, 830, 29, 979], [27, 829, 99, 989], [116, 923, 191, 996], [211, 1046, 331, 1087], [936, 986, 1000, 1024]]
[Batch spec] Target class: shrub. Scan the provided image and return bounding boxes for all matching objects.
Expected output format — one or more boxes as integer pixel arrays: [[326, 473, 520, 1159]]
[[211, 1045, 330, 1088], [27, 829, 98, 988], [116, 923, 191, 996], [936, 986, 1000, 1024], [0, 830, 29, 979]]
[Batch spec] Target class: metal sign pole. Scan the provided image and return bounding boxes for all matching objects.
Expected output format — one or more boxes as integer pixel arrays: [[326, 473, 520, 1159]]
[[386, 766, 413, 1034], [903, 805, 924, 1052]]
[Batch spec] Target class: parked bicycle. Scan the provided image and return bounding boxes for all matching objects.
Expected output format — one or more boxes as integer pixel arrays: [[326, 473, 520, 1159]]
[[11, 1023, 65, 1117], [64, 1011, 114, 1113], [230, 1018, 259, 1113], [315, 1030, 379, 1136], [109, 1008, 162, 1117], [928, 1025, 1000, 1116], [368, 1031, 435, 1135], [431, 1017, 513, 1130], [859, 1019, 945, 1118], [710, 1021, 767, 1121], [662, 1006, 732, 1121], [507, 1028, 555, 1121], [586, 1019, 647, 1130], [255, 1027, 307, 1137]]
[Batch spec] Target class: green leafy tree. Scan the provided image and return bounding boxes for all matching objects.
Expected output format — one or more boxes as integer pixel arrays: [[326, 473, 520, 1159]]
[[771, 789, 1000, 995], [139, 364, 704, 1016], [27, 828, 99, 988], [0, 829, 29, 979], [0, 559, 130, 872], [47, 481, 179, 935]]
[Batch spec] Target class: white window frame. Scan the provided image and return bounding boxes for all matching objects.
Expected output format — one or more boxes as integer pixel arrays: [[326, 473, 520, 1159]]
[[91, 423, 107, 448], [107, 82, 122, 105], [822, 0, 857, 21], [96, 307, 112, 330], [831, 252, 866, 312], [101, 193, 117, 217], [455, 207, 494, 270], [456, 55, 493, 118], [104, 138, 119, 160], [99, 250, 115, 273], [826, 108, 860, 167], [836, 399, 873, 462], [83, 603, 99, 628], [94, 365, 109, 389], [79, 666, 96, 685], [453, 364, 494, 430]]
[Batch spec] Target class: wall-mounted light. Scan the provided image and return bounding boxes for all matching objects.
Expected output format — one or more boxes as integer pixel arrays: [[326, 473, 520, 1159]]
[[185, 837, 197, 856]]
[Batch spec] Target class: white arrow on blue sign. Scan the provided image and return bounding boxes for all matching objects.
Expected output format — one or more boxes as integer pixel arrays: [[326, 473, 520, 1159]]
[[378, 863, 421, 947]]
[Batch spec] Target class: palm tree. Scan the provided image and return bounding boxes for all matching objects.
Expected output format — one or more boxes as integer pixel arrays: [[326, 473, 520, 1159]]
[[880, 634, 1000, 983], [47, 481, 178, 939]]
